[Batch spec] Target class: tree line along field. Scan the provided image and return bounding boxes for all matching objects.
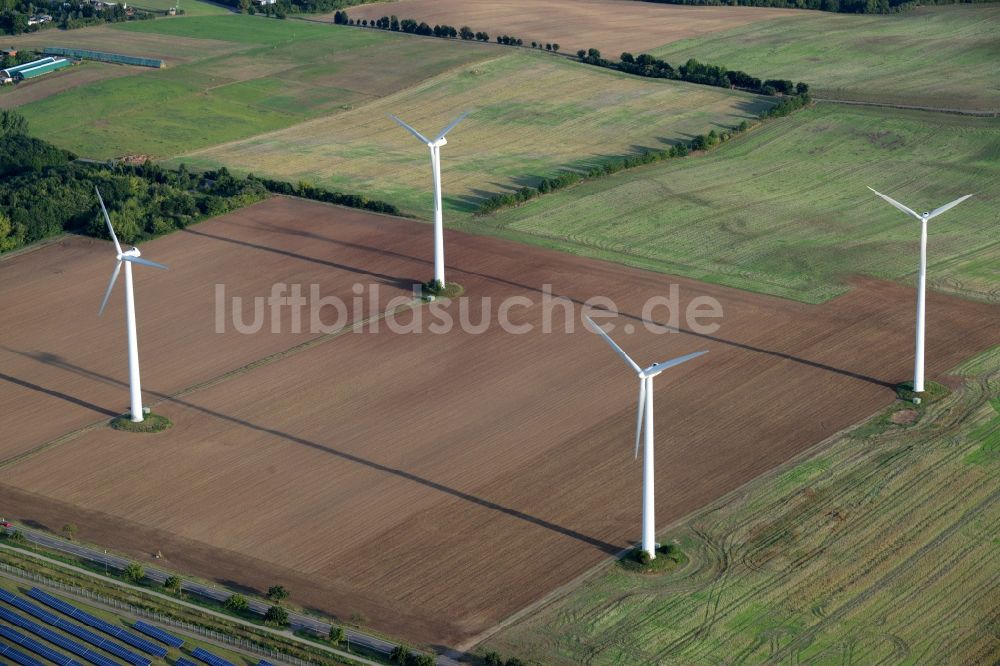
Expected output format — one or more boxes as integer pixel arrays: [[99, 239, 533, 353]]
[[464, 104, 1000, 304], [651, 4, 1000, 111], [172, 51, 772, 217], [343, 0, 805, 58], [483, 349, 1000, 665], [11, 15, 496, 159]]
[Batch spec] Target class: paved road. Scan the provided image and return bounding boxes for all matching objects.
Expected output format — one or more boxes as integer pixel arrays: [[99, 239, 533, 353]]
[[3, 526, 461, 665]]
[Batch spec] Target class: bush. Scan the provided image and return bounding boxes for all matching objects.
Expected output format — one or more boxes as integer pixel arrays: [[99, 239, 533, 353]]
[[264, 605, 288, 626], [224, 594, 249, 612], [266, 585, 289, 603], [164, 575, 182, 593], [328, 625, 345, 644], [122, 562, 144, 583], [390, 646, 411, 664]]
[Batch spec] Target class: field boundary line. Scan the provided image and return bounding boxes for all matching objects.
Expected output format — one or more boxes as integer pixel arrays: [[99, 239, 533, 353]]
[[459, 381, 977, 652], [815, 97, 999, 117]]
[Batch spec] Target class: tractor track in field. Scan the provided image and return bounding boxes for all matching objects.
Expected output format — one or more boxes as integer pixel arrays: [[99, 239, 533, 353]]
[[815, 97, 999, 117]]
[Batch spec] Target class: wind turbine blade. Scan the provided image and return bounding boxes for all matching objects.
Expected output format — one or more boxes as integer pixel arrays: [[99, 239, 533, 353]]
[[388, 114, 431, 144], [643, 350, 709, 376], [434, 110, 470, 143], [95, 187, 122, 255], [585, 316, 642, 374], [927, 193, 973, 220], [99, 260, 122, 315], [634, 378, 646, 460], [867, 187, 922, 221], [124, 256, 168, 270]]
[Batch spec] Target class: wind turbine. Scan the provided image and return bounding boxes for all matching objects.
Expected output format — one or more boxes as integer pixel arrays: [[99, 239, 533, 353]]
[[585, 316, 708, 559], [96, 187, 167, 423], [868, 187, 973, 394], [389, 111, 468, 289]]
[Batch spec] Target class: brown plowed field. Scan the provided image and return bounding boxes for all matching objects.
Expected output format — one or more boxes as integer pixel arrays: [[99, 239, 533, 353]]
[[345, 0, 804, 56], [1, 196, 996, 646]]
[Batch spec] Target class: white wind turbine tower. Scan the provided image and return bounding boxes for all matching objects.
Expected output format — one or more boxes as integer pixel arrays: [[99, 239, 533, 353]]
[[868, 187, 973, 394], [586, 317, 708, 559], [96, 187, 168, 423], [389, 111, 469, 289]]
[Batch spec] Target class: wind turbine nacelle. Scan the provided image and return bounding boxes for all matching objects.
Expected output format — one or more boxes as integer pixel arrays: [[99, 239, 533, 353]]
[[434, 137, 448, 148]]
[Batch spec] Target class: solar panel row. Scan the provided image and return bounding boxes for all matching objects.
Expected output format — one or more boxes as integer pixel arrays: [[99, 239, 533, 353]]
[[0, 590, 149, 666], [191, 647, 236, 666], [175, 658, 199, 666], [0, 606, 119, 666], [0, 641, 45, 666], [28, 589, 167, 658], [256, 660, 275, 666], [0, 625, 83, 666], [131, 622, 183, 649]]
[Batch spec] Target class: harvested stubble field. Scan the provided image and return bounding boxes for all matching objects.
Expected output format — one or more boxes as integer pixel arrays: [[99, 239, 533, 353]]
[[652, 4, 1000, 111], [469, 104, 1000, 304], [174, 52, 771, 215], [344, 0, 804, 57], [16, 16, 494, 159], [484, 350, 1000, 664], [0, 197, 997, 647]]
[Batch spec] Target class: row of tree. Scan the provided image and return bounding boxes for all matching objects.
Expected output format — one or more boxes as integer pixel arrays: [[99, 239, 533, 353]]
[[637, 0, 991, 14], [0, 0, 153, 35], [578, 48, 809, 97], [0, 112, 396, 254], [343, 12, 547, 47], [477, 82, 812, 215]]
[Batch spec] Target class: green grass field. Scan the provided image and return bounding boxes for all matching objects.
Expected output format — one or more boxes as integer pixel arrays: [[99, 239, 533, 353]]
[[128, 0, 230, 16], [651, 5, 1000, 111], [18, 16, 494, 158], [464, 104, 999, 303], [483, 350, 1000, 665], [170, 51, 771, 215]]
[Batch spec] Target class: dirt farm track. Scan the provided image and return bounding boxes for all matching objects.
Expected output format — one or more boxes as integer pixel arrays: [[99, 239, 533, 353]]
[[0, 197, 997, 646]]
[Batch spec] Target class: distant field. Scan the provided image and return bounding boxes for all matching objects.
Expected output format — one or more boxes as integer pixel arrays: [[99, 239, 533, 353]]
[[173, 52, 771, 215], [466, 104, 1000, 304], [652, 5, 1000, 110], [484, 351, 1000, 665], [16, 16, 494, 158], [344, 0, 804, 57], [2, 21, 240, 64], [130, 0, 230, 15]]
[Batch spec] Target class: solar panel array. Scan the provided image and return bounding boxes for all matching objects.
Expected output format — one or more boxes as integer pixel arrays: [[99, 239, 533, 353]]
[[175, 658, 199, 666], [0, 625, 83, 666], [27, 588, 167, 658], [0, 606, 119, 666], [131, 622, 183, 649], [0, 589, 149, 666], [0, 641, 45, 666], [256, 660, 275, 666], [191, 647, 236, 666]]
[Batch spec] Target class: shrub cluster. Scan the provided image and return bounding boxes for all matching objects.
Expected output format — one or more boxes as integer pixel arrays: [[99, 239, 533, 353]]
[[0, 111, 397, 254]]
